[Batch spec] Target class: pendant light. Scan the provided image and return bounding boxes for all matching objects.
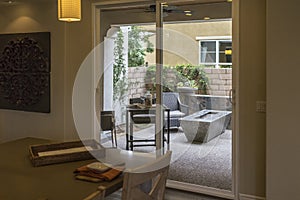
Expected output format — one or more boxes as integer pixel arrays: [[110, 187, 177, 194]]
[[58, 0, 81, 22]]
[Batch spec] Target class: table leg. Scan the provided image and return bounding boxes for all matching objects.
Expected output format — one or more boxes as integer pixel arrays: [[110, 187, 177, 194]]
[[167, 110, 170, 150], [162, 124, 165, 149], [126, 110, 129, 150], [130, 122, 133, 151]]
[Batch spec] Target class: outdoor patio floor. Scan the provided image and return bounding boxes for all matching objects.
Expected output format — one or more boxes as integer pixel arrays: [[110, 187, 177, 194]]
[[101, 125, 232, 191]]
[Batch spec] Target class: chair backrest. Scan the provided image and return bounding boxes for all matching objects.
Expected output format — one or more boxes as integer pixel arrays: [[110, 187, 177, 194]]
[[121, 151, 172, 200], [163, 92, 179, 111], [100, 111, 115, 131], [84, 151, 172, 200], [129, 97, 144, 104], [129, 97, 156, 105]]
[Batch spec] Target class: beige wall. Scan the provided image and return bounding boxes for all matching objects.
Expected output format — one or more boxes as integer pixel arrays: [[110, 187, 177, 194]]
[[266, 0, 300, 199], [144, 21, 232, 66], [0, 0, 92, 142], [237, 0, 266, 197]]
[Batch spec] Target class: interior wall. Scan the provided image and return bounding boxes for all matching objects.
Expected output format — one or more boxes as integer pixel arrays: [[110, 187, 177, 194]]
[[0, 1, 65, 142], [64, 0, 93, 140], [238, 0, 266, 197], [0, 0, 93, 142], [266, 0, 300, 199]]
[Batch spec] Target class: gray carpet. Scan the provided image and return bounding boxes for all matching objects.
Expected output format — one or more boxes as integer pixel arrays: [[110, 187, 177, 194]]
[[101, 125, 232, 191]]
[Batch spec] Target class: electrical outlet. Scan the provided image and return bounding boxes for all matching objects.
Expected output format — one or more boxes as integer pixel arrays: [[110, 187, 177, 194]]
[[256, 101, 266, 113]]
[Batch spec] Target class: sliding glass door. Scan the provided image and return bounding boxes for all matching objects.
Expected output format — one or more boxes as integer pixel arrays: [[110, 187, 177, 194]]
[[95, 0, 234, 198]]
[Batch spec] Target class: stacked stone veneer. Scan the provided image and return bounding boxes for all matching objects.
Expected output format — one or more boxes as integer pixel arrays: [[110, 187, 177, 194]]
[[127, 67, 148, 98], [204, 68, 232, 96], [127, 67, 232, 98]]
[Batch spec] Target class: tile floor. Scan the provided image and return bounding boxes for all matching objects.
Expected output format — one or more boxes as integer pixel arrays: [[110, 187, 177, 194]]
[[165, 188, 229, 200], [106, 188, 230, 200]]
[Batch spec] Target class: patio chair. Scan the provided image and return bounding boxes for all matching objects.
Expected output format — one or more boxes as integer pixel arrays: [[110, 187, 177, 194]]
[[163, 92, 189, 128], [100, 110, 117, 147]]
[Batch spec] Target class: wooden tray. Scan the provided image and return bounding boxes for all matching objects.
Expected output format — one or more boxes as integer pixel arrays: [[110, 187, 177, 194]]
[[29, 139, 105, 167]]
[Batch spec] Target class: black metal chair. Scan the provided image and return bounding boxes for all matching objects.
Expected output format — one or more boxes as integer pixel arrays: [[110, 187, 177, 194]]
[[127, 97, 170, 151], [100, 111, 117, 147]]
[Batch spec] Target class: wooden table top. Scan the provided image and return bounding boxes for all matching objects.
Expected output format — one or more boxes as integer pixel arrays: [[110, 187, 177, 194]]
[[0, 137, 158, 200], [0, 137, 122, 200]]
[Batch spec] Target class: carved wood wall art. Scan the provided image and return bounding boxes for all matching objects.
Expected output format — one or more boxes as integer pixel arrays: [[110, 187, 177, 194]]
[[0, 32, 50, 113]]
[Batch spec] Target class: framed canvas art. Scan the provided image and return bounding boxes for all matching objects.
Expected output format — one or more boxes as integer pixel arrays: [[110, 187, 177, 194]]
[[0, 32, 51, 113]]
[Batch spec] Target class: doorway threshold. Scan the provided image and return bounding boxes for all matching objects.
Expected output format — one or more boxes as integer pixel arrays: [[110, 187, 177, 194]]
[[167, 180, 234, 200]]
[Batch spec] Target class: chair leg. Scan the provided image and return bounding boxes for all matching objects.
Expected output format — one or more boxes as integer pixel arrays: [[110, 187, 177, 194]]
[[114, 126, 117, 147], [110, 129, 114, 147]]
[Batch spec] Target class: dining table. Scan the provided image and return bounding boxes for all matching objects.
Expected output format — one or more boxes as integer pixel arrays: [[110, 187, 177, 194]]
[[0, 137, 157, 200]]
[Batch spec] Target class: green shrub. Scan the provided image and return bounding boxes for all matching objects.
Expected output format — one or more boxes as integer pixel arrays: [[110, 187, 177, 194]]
[[145, 64, 209, 94]]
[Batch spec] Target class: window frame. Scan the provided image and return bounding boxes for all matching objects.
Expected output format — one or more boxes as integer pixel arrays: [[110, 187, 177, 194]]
[[196, 36, 232, 68]]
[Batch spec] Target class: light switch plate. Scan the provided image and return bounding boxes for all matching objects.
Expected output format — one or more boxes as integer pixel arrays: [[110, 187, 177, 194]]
[[256, 101, 266, 113]]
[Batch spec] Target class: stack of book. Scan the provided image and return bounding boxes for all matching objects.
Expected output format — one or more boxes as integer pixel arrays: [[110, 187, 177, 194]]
[[74, 162, 125, 182]]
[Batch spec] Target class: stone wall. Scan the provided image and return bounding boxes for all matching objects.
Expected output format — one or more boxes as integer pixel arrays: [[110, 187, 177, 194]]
[[127, 67, 148, 98], [127, 67, 232, 98], [204, 68, 232, 96]]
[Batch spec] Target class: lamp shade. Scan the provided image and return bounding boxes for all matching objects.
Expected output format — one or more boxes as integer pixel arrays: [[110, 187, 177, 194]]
[[58, 0, 81, 22]]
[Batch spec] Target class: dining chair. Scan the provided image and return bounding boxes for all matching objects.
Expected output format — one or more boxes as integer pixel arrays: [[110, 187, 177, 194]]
[[84, 151, 172, 200], [100, 110, 117, 147]]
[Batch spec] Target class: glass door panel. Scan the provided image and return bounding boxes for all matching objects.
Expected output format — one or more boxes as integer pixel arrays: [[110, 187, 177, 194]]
[[159, 1, 233, 193], [98, 0, 233, 195]]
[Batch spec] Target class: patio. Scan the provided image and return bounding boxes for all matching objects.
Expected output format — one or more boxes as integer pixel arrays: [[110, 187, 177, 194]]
[[101, 125, 232, 191]]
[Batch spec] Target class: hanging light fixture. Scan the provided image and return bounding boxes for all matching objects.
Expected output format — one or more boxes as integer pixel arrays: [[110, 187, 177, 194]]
[[58, 0, 81, 22]]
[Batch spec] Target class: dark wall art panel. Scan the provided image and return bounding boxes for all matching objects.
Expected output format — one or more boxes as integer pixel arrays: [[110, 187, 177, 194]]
[[0, 32, 51, 113]]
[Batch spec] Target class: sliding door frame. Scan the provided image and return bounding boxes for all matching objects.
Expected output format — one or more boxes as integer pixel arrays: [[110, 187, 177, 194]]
[[91, 1, 239, 199]]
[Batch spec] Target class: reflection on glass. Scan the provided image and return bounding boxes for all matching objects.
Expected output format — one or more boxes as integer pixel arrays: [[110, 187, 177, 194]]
[[201, 41, 216, 63], [219, 41, 232, 63]]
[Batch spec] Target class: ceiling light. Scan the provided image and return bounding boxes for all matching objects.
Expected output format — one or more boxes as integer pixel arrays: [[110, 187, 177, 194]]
[[4, 0, 14, 4], [162, 2, 168, 7], [227, 0, 232, 2], [58, 0, 81, 22], [225, 49, 232, 55], [203, 16, 211, 20], [185, 13, 192, 16]]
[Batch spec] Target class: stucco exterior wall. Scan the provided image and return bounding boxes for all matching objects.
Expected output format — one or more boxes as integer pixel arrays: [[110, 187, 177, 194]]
[[143, 20, 232, 66]]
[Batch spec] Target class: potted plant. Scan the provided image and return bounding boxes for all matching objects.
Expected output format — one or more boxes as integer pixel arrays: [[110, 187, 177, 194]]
[[177, 81, 197, 95], [175, 64, 209, 95]]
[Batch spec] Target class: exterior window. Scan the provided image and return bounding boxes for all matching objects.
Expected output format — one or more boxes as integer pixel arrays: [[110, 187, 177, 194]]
[[198, 37, 232, 68]]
